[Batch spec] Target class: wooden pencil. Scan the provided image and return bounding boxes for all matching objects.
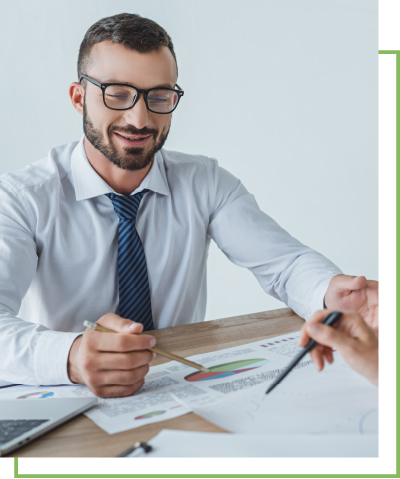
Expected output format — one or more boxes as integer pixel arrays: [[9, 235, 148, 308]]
[[83, 320, 210, 372]]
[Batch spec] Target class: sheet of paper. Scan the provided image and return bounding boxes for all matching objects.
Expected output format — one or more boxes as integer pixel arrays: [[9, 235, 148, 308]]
[[178, 361, 378, 435], [132, 429, 378, 457], [0, 332, 339, 434], [0, 383, 191, 435]]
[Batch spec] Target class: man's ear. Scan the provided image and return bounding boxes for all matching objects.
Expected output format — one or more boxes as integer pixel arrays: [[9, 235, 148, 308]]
[[69, 82, 84, 115]]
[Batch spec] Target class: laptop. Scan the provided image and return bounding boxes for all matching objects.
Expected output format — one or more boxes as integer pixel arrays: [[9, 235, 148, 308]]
[[0, 398, 97, 456]]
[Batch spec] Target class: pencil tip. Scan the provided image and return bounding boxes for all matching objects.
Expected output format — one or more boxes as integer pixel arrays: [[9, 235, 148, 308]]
[[201, 368, 210, 373]]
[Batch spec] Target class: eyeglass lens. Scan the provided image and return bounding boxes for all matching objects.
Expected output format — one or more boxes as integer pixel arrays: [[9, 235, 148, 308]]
[[104, 85, 179, 112]]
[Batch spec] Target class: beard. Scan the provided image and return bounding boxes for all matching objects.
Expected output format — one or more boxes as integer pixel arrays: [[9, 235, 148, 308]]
[[83, 100, 170, 171]]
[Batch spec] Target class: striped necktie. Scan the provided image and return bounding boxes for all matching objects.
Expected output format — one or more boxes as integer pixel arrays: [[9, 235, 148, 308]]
[[106, 190, 154, 331]]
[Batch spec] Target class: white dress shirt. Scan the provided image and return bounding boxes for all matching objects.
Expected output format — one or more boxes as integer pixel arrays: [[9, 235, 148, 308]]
[[0, 137, 341, 386]]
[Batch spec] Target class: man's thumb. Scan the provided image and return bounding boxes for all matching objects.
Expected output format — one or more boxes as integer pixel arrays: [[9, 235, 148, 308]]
[[351, 275, 367, 290], [331, 274, 367, 293], [97, 313, 143, 334]]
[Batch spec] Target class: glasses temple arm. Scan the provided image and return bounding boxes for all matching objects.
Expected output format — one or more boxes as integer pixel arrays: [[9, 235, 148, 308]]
[[79, 75, 102, 88]]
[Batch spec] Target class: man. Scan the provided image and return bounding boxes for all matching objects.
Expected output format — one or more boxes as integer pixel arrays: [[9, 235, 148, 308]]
[[0, 13, 377, 398]]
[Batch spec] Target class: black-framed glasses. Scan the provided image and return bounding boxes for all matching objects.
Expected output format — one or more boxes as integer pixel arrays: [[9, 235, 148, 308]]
[[79, 74, 184, 114]]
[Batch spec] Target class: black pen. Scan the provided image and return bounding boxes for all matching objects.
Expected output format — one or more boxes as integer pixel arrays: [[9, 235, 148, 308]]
[[266, 311, 343, 394], [118, 441, 153, 457]]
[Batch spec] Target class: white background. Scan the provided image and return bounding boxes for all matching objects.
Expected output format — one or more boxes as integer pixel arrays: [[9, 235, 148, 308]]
[[1, 0, 395, 476], [0, 0, 377, 321]]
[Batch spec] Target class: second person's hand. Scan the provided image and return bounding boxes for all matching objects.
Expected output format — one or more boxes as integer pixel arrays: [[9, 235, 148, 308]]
[[67, 313, 156, 398], [299, 310, 378, 386]]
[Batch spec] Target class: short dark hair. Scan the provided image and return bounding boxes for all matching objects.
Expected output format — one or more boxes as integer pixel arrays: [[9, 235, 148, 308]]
[[77, 13, 177, 80]]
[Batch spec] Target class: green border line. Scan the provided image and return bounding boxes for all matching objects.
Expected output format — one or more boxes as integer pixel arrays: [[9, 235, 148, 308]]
[[11, 475, 400, 479], [12, 49, 397, 478]]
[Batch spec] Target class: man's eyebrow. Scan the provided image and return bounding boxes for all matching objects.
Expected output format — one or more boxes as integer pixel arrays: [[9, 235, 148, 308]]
[[102, 79, 175, 89]]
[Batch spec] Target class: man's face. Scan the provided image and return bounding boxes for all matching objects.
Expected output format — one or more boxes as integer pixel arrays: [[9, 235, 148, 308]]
[[82, 42, 177, 171]]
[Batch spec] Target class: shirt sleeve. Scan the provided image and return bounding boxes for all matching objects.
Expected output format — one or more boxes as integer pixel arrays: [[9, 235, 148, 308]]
[[207, 163, 342, 320], [0, 179, 81, 385]]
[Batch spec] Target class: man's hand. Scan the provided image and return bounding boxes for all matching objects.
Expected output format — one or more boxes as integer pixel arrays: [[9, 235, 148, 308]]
[[67, 313, 156, 398], [324, 275, 378, 335], [299, 310, 378, 386]]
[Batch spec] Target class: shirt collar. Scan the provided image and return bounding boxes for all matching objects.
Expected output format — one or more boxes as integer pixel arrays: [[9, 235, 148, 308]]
[[71, 135, 170, 201]]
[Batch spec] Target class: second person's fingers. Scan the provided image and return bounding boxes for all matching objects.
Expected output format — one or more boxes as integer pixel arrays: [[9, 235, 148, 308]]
[[323, 348, 334, 364], [306, 322, 347, 351], [298, 310, 335, 347], [310, 346, 325, 371]]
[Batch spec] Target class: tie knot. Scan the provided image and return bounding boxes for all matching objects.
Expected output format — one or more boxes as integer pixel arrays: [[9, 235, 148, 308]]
[[106, 190, 149, 221]]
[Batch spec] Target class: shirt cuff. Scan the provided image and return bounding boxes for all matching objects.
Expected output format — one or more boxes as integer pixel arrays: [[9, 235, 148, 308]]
[[308, 274, 337, 320], [34, 330, 83, 385]]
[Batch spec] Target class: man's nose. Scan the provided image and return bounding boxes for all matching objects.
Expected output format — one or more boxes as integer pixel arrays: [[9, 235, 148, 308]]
[[123, 93, 150, 130]]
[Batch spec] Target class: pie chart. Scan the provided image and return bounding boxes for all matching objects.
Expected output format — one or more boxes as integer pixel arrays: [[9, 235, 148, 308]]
[[184, 358, 270, 382], [135, 410, 166, 420], [17, 391, 54, 399]]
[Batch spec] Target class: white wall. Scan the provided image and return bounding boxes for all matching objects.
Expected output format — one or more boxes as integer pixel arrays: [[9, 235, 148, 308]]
[[0, 0, 378, 321]]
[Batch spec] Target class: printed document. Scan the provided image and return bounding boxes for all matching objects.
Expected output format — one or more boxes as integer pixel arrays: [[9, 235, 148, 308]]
[[177, 358, 378, 435], [0, 331, 375, 435]]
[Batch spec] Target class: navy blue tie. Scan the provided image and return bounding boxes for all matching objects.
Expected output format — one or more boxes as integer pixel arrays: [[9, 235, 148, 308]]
[[106, 190, 154, 331]]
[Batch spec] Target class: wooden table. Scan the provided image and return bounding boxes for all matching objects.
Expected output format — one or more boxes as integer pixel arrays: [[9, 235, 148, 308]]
[[11, 308, 304, 457]]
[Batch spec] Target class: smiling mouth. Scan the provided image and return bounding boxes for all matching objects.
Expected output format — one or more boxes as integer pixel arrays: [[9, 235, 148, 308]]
[[113, 132, 153, 148], [114, 132, 152, 141]]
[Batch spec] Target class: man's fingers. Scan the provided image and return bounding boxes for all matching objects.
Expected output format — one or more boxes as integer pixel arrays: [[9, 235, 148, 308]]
[[79, 314, 157, 397], [85, 329, 156, 352], [89, 364, 150, 387], [96, 313, 144, 334], [84, 350, 155, 371], [92, 379, 146, 399]]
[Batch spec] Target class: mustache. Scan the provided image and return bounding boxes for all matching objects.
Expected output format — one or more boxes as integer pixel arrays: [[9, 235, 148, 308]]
[[109, 125, 158, 137]]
